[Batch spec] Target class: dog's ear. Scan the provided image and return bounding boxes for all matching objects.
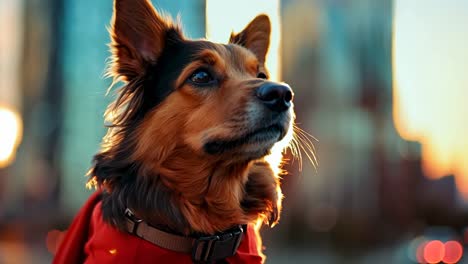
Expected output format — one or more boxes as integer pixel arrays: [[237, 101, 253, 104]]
[[110, 0, 182, 81], [229, 14, 271, 64]]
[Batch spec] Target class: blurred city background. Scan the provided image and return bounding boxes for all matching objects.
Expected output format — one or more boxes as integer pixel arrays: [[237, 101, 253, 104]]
[[1, 0, 467, 263]]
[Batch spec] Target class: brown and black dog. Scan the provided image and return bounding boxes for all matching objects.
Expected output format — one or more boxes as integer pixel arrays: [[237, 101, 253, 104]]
[[54, 0, 301, 263]]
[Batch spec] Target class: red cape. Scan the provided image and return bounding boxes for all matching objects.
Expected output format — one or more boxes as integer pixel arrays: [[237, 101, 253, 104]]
[[53, 192, 264, 263]]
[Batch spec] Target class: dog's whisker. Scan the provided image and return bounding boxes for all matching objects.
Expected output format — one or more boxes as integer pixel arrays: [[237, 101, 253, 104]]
[[289, 136, 303, 171], [290, 124, 318, 170], [294, 125, 318, 147], [297, 132, 318, 166], [294, 125, 318, 156], [293, 123, 319, 141]]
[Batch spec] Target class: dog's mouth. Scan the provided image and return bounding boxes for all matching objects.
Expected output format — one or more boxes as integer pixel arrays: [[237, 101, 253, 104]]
[[203, 124, 286, 155]]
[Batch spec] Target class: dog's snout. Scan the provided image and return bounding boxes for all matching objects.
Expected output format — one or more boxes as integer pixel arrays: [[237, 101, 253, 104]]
[[256, 82, 293, 112]]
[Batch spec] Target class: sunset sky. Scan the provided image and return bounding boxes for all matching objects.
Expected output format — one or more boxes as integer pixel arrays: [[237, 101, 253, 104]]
[[393, 0, 468, 196]]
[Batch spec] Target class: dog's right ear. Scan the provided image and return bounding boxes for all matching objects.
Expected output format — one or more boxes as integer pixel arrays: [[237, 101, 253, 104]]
[[229, 15, 271, 65], [110, 0, 182, 81]]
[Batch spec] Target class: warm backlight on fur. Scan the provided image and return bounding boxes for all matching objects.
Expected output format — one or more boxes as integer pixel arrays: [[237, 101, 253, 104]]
[[206, 0, 303, 176], [206, 0, 281, 81], [393, 0, 468, 196], [0, 106, 22, 168]]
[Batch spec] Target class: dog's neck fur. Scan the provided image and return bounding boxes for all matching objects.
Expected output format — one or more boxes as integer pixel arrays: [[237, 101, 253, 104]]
[[95, 128, 257, 235], [157, 151, 253, 234]]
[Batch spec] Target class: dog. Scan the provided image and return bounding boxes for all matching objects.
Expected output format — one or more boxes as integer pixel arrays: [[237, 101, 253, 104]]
[[53, 0, 297, 263]]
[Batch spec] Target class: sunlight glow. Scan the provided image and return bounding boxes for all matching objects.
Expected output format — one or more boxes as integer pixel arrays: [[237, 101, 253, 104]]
[[0, 106, 23, 168], [0, 0, 23, 169], [206, 0, 287, 175], [206, 0, 281, 81], [393, 0, 468, 197]]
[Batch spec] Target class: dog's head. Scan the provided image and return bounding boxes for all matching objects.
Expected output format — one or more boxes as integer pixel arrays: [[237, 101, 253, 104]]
[[89, 0, 295, 235]]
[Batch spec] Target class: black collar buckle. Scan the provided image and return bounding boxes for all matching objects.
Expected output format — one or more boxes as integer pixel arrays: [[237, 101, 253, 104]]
[[192, 225, 244, 263], [124, 208, 143, 235]]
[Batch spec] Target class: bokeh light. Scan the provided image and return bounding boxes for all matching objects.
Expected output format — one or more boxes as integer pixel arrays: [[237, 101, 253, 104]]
[[409, 236, 427, 263], [423, 240, 445, 264], [415, 239, 428, 264], [0, 106, 23, 168], [443, 241, 463, 264]]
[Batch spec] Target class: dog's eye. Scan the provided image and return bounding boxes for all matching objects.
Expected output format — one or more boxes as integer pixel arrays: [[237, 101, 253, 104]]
[[189, 70, 215, 85], [257, 72, 268, 79]]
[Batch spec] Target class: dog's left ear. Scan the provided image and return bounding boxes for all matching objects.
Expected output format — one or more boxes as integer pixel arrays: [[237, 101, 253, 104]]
[[229, 14, 271, 64]]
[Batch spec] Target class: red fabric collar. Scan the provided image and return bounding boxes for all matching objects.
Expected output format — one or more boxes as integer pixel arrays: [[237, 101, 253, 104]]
[[53, 191, 264, 263]]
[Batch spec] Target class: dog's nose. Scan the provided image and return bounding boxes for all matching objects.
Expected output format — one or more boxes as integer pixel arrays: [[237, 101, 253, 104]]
[[256, 82, 293, 112]]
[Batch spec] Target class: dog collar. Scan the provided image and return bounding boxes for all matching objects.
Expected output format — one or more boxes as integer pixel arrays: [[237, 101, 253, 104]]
[[124, 208, 245, 263]]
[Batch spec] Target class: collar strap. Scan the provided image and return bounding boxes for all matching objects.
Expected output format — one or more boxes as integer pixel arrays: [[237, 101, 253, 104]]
[[124, 208, 245, 263]]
